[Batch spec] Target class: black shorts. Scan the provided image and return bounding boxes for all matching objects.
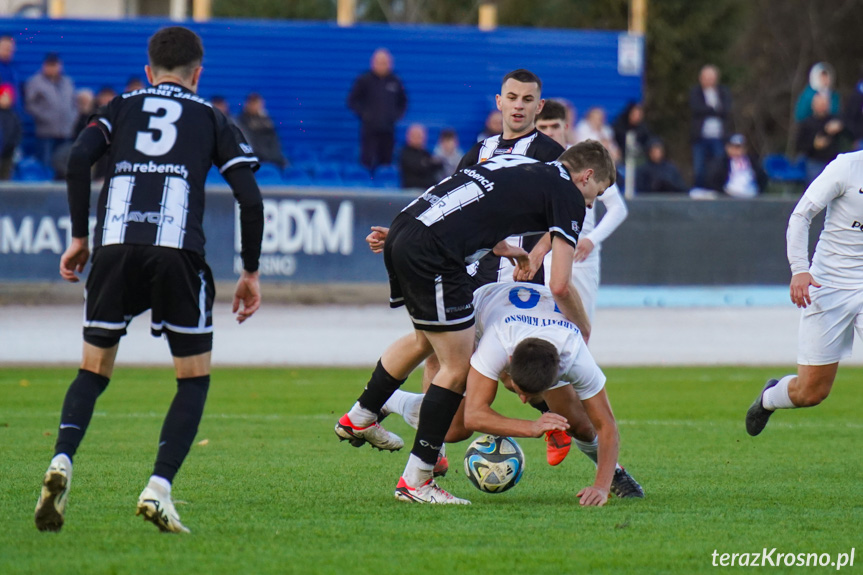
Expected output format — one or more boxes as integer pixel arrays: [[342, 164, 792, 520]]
[[83, 245, 215, 357], [384, 214, 475, 332]]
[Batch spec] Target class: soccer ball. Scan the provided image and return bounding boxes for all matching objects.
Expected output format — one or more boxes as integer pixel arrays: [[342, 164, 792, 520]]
[[463, 434, 525, 494]]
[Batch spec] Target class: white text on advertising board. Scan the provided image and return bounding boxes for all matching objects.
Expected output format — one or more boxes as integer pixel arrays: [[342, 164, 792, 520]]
[[233, 199, 354, 277]]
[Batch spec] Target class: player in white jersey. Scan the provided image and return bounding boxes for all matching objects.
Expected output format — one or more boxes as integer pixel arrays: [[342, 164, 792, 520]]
[[747, 151, 863, 435], [381, 282, 644, 501]]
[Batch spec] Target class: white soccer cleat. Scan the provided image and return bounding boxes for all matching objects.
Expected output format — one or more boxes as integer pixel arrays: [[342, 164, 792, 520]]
[[394, 477, 470, 505], [35, 456, 72, 532], [136, 485, 190, 534], [335, 414, 404, 451]]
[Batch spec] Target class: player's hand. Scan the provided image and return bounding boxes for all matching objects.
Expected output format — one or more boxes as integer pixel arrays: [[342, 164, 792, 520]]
[[576, 486, 609, 507], [573, 238, 595, 263], [59, 237, 90, 283], [529, 412, 570, 437], [790, 272, 820, 308], [366, 226, 389, 253], [233, 270, 261, 323]]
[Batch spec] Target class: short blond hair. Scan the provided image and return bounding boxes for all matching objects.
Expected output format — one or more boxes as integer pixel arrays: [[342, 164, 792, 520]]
[[558, 140, 616, 185]]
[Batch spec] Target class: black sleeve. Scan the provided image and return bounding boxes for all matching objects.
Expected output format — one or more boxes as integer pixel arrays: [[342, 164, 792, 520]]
[[456, 142, 482, 171], [214, 110, 259, 174], [66, 123, 110, 238], [347, 75, 365, 117], [223, 165, 264, 273], [547, 174, 584, 248]]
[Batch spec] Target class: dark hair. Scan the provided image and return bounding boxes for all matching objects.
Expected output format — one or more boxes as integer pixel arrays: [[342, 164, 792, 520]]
[[211, 95, 226, 105], [439, 128, 457, 140], [510, 338, 560, 394], [147, 26, 203, 75], [502, 68, 542, 91], [537, 99, 567, 122], [44, 52, 60, 64], [558, 140, 616, 186], [246, 92, 263, 102]]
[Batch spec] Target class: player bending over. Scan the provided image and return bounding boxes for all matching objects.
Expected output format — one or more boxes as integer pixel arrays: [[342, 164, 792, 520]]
[[382, 282, 644, 505], [335, 142, 613, 505], [34, 26, 263, 533]]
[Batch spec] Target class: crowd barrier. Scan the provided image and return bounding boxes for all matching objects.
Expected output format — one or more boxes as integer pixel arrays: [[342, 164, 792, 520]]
[[0, 184, 817, 285]]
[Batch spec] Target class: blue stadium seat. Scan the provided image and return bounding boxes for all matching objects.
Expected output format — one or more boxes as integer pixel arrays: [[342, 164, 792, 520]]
[[312, 162, 343, 186], [14, 157, 52, 181], [283, 166, 313, 186], [341, 164, 373, 187], [763, 154, 805, 182], [320, 144, 358, 163], [285, 146, 318, 165], [255, 163, 285, 185], [371, 165, 400, 189]]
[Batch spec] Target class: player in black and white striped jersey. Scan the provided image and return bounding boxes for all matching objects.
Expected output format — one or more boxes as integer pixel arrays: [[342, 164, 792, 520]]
[[34, 26, 264, 535]]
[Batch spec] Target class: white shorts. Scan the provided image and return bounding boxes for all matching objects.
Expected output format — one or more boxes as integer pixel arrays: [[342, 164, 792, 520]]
[[797, 285, 863, 365], [548, 339, 606, 400]]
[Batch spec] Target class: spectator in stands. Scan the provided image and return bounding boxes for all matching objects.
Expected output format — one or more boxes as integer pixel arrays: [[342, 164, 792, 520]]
[[25, 52, 76, 170], [613, 101, 652, 165], [796, 93, 850, 185], [705, 134, 768, 198], [635, 139, 688, 194], [433, 128, 462, 178], [125, 75, 145, 93], [0, 35, 22, 113], [553, 98, 579, 146], [574, 106, 621, 162], [347, 48, 407, 170], [237, 92, 287, 169], [94, 85, 116, 110], [689, 64, 733, 188], [0, 83, 20, 180], [476, 110, 502, 141], [211, 95, 235, 124], [843, 65, 863, 150], [72, 88, 94, 137], [795, 62, 840, 123], [399, 123, 443, 189]]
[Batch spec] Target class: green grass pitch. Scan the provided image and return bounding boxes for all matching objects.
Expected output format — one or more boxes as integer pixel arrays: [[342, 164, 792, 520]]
[[1, 366, 862, 574]]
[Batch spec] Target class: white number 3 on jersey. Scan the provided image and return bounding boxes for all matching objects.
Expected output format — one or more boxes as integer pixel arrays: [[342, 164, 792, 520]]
[[135, 97, 182, 156]]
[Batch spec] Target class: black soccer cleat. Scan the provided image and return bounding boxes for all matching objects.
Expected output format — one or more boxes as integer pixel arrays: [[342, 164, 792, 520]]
[[610, 467, 644, 498], [746, 378, 779, 436]]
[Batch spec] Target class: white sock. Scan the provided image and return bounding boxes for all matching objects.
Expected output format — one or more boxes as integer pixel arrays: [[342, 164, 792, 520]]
[[574, 437, 599, 465], [402, 453, 434, 487], [573, 438, 622, 470], [51, 453, 72, 469], [762, 375, 796, 410], [346, 402, 377, 427], [382, 390, 424, 430], [148, 475, 172, 495]]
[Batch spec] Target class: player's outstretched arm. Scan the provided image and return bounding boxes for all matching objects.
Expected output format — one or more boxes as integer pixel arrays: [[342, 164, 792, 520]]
[[548, 236, 591, 343], [576, 389, 619, 507], [233, 270, 261, 323], [59, 237, 90, 283], [515, 233, 551, 282], [464, 367, 569, 437], [365, 226, 389, 253], [492, 240, 531, 279]]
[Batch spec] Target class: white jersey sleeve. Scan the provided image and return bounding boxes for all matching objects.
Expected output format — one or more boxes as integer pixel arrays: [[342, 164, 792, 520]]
[[787, 197, 821, 276], [470, 330, 510, 382], [802, 152, 863, 288], [585, 183, 628, 247]]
